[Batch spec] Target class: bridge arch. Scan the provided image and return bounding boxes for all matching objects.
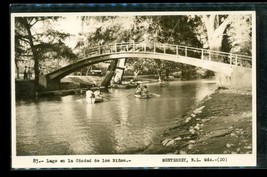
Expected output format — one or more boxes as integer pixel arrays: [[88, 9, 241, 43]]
[[39, 42, 252, 90]]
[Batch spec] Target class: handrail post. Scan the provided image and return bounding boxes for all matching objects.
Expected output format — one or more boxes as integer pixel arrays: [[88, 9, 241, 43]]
[[201, 49, 204, 60], [235, 55, 238, 66], [185, 47, 187, 57], [154, 42, 156, 54], [229, 53, 232, 66], [163, 44, 166, 54], [115, 43, 117, 53], [133, 41, 135, 52], [176, 45, 178, 56], [144, 43, 146, 52], [126, 45, 129, 52]]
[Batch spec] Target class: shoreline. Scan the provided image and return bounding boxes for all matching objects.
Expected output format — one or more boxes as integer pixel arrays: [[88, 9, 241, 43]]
[[137, 88, 253, 155]]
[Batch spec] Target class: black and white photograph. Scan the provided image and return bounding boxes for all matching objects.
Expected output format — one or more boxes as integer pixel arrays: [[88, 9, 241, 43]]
[[11, 7, 256, 169]]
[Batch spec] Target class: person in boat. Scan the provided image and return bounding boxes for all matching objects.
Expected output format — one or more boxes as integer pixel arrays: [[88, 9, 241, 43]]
[[86, 89, 95, 103], [142, 85, 149, 97], [135, 84, 142, 95], [129, 79, 136, 86], [94, 89, 103, 99]]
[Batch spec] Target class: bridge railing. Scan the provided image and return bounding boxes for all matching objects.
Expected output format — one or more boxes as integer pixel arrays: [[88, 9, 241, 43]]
[[83, 42, 252, 68]]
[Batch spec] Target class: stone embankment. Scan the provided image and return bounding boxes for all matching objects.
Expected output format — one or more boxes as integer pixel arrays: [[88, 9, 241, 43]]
[[142, 88, 253, 155]]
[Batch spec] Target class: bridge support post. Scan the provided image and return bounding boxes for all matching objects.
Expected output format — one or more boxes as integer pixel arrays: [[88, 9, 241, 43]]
[[215, 67, 252, 90], [230, 67, 252, 90], [214, 72, 231, 89], [100, 60, 118, 88], [39, 75, 60, 91]]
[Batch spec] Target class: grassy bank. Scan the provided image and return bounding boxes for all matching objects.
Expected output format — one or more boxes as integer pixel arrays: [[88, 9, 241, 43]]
[[141, 88, 253, 154]]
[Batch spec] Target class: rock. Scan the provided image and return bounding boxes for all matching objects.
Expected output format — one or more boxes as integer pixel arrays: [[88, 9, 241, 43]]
[[174, 137, 182, 141], [191, 114, 196, 117], [189, 129, 196, 134], [244, 145, 252, 149], [162, 139, 172, 146], [188, 144, 194, 149], [226, 143, 232, 148], [180, 150, 187, 154], [185, 117, 191, 123], [208, 129, 232, 138], [189, 140, 196, 144], [231, 151, 237, 154], [193, 106, 205, 114], [194, 124, 200, 130], [201, 119, 207, 122], [198, 106, 205, 110], [165, 140, 175, 147], [193, 110, 202, 114], [196, 118, 201, 121], [230, 133, 236, 137]]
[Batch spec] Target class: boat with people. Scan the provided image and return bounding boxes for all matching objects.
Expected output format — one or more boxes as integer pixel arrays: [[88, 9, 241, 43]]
[[85, 89, 104, 104], [94, 96, 104, 103], [134, 93, 151, 99], [134, 84, 151, 99], [159, 80, 170, 87], [111, 81, 138, 89]]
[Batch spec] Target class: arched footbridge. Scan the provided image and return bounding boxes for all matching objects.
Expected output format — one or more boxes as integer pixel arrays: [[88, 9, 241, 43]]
[[39, 42, 252, 90]]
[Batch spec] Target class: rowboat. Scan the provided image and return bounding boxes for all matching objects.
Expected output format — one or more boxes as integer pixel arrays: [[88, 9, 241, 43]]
[[94, 97, 104, 103], [86, 95, 103, 104], [134, 94, 151, 99], [111, 84, 137, 89], [160, 81, 170, 87]]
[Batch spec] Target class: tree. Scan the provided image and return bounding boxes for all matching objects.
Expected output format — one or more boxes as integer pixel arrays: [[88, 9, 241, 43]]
[[151, 15, 204, 80], [15, 17, 77, 92], [126, 58, 156, 81], [227, 15, 252, 56], [78, 15, 206, 81], [202, 15, 232, 52]]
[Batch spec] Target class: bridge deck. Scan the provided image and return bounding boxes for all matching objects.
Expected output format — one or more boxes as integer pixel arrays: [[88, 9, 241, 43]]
[[45, 42, 252, 80]]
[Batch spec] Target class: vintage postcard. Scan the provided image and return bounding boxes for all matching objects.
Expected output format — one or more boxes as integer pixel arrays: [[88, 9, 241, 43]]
[[11, 7, 256, 169]]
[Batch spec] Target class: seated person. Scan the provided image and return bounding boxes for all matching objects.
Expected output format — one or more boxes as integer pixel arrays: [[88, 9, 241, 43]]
[[129, 79, 135, 85], [135, 84, 142, 95], [142, 85, 149, 96], [94, 90, 103, 98], [86, 90, 95, 98]]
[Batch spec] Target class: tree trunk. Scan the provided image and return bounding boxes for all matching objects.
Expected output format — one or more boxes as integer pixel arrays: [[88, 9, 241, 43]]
[[23, 18, 40, 95], [133, 70, 140, 81], [158, 71, 162, 82], [86, 66, 91, 76], [202, 15, 232, 88], [209, 35, 224, 62], [203, 14, 232, 52], [15, 61, 20, 79], [101, 60, 118, 87]]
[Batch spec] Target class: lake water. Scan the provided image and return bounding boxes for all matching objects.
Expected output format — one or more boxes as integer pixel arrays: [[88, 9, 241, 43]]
[[15, 80, 217, 155]]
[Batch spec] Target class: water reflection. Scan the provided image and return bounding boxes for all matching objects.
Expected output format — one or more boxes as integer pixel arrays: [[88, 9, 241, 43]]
[[16, 80, 216, 155]]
